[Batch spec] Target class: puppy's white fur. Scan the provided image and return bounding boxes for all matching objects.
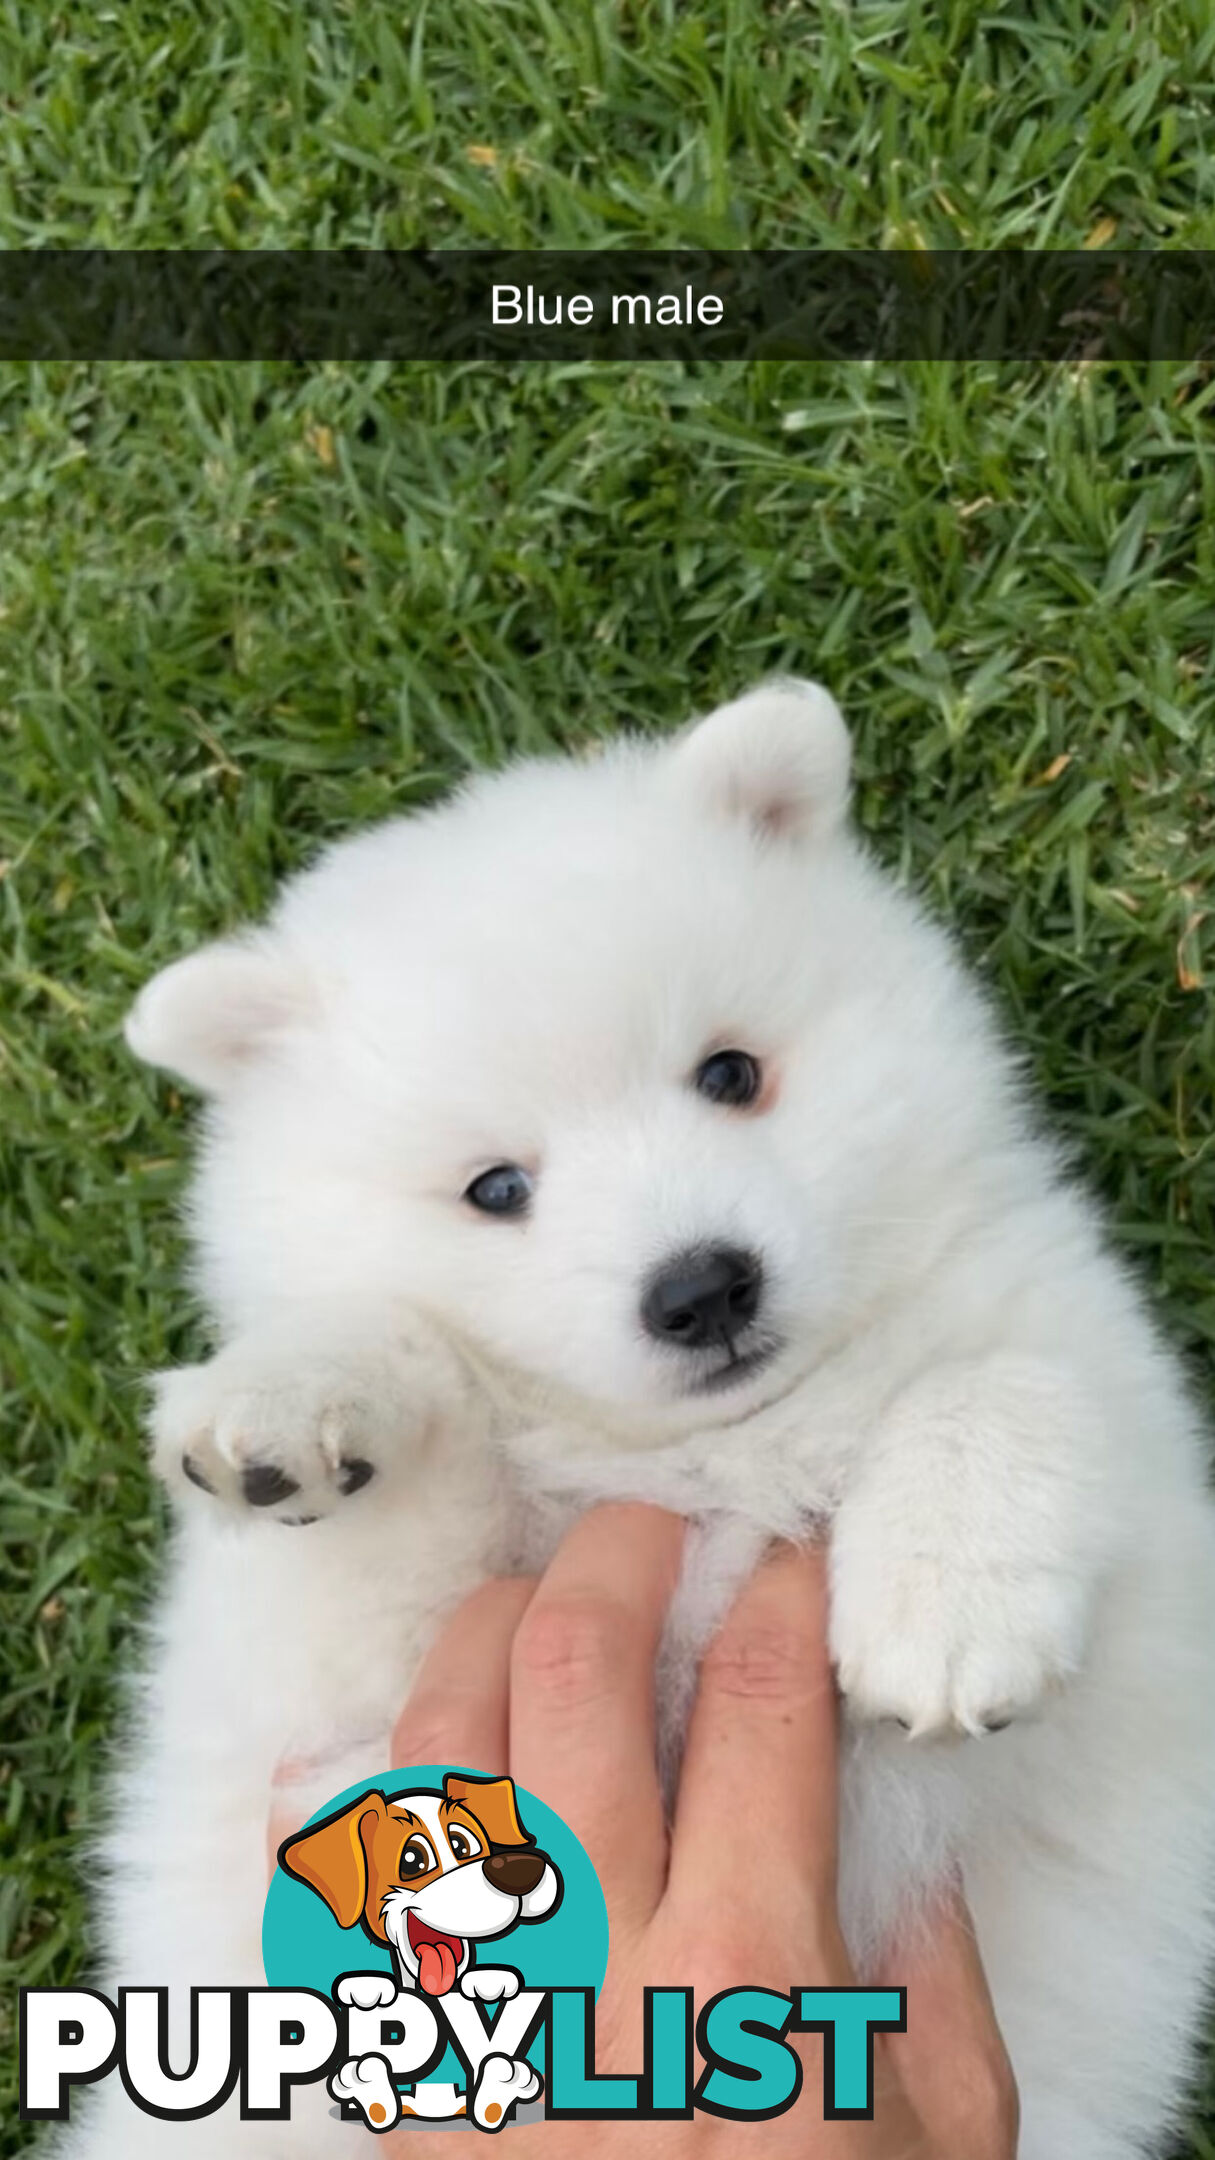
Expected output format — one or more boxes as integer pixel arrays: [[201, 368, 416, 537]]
[[58, 683, 1215, 2159]]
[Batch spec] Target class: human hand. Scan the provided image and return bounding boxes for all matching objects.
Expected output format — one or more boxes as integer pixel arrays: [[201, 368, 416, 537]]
[[376, 1503, 1018, 2156]]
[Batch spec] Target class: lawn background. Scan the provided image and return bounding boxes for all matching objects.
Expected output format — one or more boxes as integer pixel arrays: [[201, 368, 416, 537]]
[[2, 0, 1215, 248], [3, 3, 1215, 2153], [3, 357, 1215, 2154]]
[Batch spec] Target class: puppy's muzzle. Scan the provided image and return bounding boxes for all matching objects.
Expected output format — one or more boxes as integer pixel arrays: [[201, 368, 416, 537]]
[[483, 1850, 546, 1896]]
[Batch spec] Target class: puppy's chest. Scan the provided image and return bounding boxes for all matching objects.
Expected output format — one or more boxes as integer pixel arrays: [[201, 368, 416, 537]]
[[492, 1397, 849, 1677], [493, 1377, 857, 1576]]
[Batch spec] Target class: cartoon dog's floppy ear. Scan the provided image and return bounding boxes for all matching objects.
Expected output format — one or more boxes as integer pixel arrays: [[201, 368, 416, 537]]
[[278, 1790, 390, 1928], [444, 1773, 533, 1850]]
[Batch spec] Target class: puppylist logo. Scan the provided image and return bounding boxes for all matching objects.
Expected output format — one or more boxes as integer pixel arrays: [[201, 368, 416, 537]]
[[20, 1764, 905, 2133], [273, 1769, 570, 2131]]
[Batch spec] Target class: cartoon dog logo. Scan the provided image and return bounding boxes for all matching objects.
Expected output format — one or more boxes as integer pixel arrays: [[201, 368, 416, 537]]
[[279, 1773, 562, 2131]]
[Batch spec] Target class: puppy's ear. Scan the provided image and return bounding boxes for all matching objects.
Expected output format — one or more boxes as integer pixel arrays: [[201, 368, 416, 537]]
[[278, 1791, 389, 1929], [125, 936, 311, 1094], [444, 1774, 533, 1850], [668, 679, 851, 843]]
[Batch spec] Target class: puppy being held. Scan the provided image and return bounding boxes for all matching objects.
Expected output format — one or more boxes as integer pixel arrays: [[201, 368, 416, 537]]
[[60, 681, 1215, 2160]]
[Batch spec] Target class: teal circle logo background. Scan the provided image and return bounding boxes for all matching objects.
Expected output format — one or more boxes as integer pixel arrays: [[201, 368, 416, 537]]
[[263, 1764, 608, 2084]]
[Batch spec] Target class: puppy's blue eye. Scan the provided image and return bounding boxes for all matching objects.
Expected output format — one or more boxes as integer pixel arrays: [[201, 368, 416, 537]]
[[693, 1049, 762, 1108], [464, 1163, 534, 1216]]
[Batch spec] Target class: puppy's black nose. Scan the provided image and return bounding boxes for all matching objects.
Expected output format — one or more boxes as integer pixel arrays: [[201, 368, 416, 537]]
[[483, 1850, 546, 1896], [641, 1245, 763, 1350]]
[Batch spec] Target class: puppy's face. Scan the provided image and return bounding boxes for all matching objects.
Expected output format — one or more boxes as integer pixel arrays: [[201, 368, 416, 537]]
[[130, 684, 989, 1434], [280, 1775, 561, 1997]]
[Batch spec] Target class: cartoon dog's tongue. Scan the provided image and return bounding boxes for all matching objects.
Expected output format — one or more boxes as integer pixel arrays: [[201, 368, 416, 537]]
[[407, 1912, 463, 1997], [418, 1939, 459, 1997]]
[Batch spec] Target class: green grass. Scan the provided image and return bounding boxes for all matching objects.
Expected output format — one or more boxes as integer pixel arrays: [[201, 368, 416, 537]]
[[2, 359, 1214, 2152], [1, 0, 1215, 248]]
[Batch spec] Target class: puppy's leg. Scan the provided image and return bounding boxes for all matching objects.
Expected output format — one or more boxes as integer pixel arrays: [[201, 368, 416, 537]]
[[151, 1318, 475, 1524], [830, 1355, 1121, 1738], [47, 1751, 354, 2159], [50, 2074, 353, 2156], [50, 1505, 436, 2157]]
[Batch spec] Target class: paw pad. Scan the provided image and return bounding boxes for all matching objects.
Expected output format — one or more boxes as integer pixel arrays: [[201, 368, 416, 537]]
[[157, 1356, 405, 1524], [337, 1456, 375, 1495], [241, 1463, 302, 1508]]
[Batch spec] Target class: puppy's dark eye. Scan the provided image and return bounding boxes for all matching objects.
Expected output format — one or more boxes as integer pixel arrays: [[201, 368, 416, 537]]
[[464, 1163, 534, 1217], [399, 1839, 434, 1879], [693, 1049, 762, 1108], [448, 1827, 480, 1861]]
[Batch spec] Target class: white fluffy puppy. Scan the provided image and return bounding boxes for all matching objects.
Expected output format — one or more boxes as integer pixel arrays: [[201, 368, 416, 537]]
[[60, 683, 1215, 2160]]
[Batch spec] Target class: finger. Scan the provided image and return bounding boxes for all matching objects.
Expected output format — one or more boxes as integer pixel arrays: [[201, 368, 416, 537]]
[[878, 1882, 1019, 2160], [266, 1578, 537, 1885], [391, 1576, 537, 1775], [665, 1542, 843, 1949], [267, 1759, 336, 1887], [509, 1503, 684, 1928]]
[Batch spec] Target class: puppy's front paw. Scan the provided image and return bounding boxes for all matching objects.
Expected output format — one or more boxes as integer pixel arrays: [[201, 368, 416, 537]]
[[151, 1338, 437, 1525], [829, 1358, 1106, 1740], [830, 1528, 1086, 1740]]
